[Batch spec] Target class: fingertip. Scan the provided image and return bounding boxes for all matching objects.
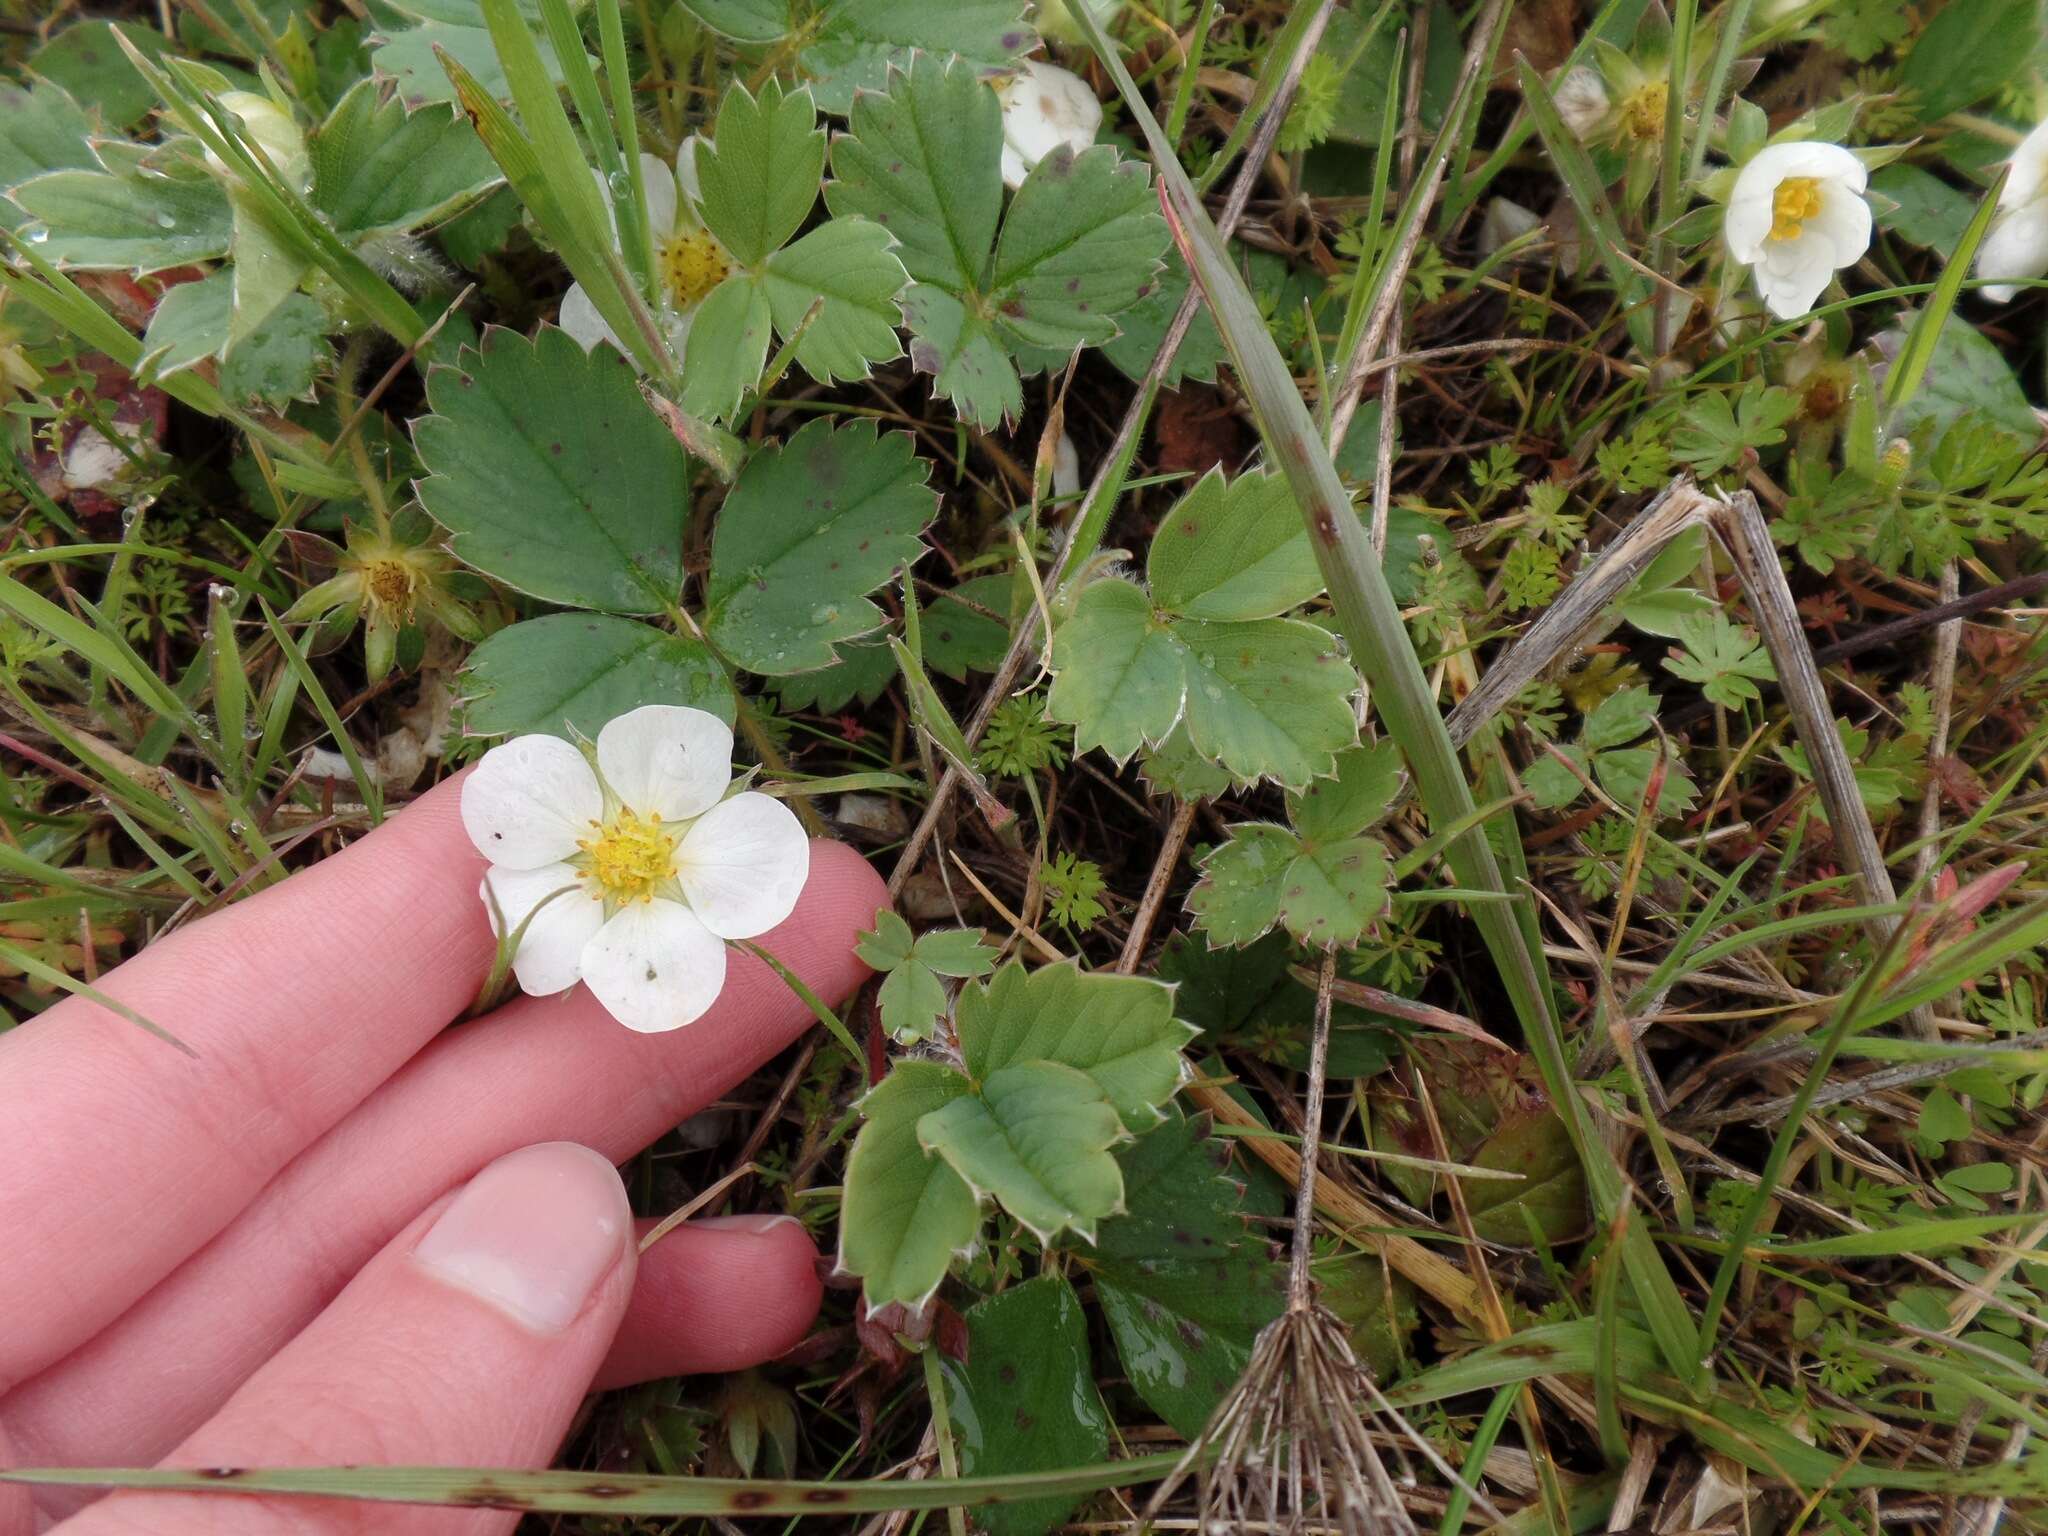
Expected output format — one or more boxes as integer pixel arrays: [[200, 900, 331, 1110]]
[[596, 1218, 825, 1389]]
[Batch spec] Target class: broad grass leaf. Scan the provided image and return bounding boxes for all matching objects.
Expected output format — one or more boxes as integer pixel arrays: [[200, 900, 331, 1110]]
[[954, 961, 1193, 1130], [693, 79, 825, 267], [414, 324, 688, 612], [461, 614, 735, 740], [917, 1059, 1125, 1242], [309, 81, 501, 236], [1087, 1114, 1285, 1439], [940, 1275, 1109, 1536], [704, 417, 937, 673], [1146, 468, 1322, 622], [840, 1060, 980, 1308]]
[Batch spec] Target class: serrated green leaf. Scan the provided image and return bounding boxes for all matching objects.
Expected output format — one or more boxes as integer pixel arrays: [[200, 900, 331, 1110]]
[[674, 0, 786, 41], [1174, 616, 1357, 788], [1277, 836, 1390, 949], [856, 909, 916, 970], [1046, 578, 1183, 761], [1583, 684, 1657, 750], [704, 417, 936, 674], [1088, 1114, 1285, 1439], [27, 23, 170, 132], [842, 1063, 981, 1308], [415, 324, 688, 612], [694, 79, 824, 268], [0, 82, 98, 228], [1139, 721, 1235, 801], [954, 961, 1192, 1130], [138, 268, 232, 378], [309, 80, 502, 236], [227, 191, 311, 346], [899, 283, 1019, 427], [798, 0, 1035, 114], [1288, 740, 1402, 844], [1465, 1107, 1589, 1244], [371, 20, 584, 107], [1097, 249, 1225, 385], [991, 145, 1163, 345], [915, 928, 998, 978], [1187, 823, 1294, 946], [460, 614, 735, 741], [1146, 469, 1322, 622], [923, 573, 1011, 680], [220, 290, 327, 404], [759, 218, 908, 384], [1523, 744, 1591, 810], [12, 164, 232, 270], [877, 962, 948, 1044], [681, 273, 773, 420], [825, 52, 1001, 292], [918, 1059, 1125, 1243], [1190, 820, 1389, 950], [940, 1275, 1109, 1536]]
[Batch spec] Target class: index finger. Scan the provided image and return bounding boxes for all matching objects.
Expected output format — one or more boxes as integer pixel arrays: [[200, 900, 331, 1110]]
[[0, 776, 497, 1393]]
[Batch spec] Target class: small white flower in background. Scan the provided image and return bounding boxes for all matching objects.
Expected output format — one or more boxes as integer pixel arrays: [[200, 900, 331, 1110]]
[[1551, 67, 1612, 141], [1724, 140, 1871, 321], [560, 143, 732, 359], [1975, 119, 2048, 304], [462, 705, 810, 1033], [203, 90, 311, 192], [996, 61, 1103, 189]]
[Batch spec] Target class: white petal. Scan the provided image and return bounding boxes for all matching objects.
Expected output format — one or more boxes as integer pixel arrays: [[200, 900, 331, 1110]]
[[560, 282, 625, 353], [1551, 66, 1610, 140], [644, 150, 680, 235], [1755, 252, 1833, 321], [461, 734, 601, 869], [1053, 431, 1080, 498], [999, 61, 1101, 182], [999, 141, 1029, 190], [1723, 188, 1774, 262], [595, 704, 734, 821], [483, 863, 603, 995], [1976, 204, 2048, 302], [2004, 119, 2048, 211], [1807, 182, 1872, 266], [579, 898, 727, 1032], [675, 791, 810, 940]]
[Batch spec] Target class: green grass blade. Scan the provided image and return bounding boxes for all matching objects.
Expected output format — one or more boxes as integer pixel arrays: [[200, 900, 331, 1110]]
[[1882, 165, 2009, 419]]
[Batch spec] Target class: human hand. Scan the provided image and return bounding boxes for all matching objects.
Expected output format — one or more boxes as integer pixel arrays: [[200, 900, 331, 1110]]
[[0, 773, 884, 1535]]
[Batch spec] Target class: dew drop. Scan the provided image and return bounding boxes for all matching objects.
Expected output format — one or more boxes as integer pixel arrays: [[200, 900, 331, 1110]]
[[24, 226, 48, 244], [154, 212, 177, 230]]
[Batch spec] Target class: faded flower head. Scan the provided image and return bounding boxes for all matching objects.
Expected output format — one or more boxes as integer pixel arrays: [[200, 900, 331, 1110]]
[[283, 506, 484, 681], [561, 143, 731, 361], [996, 61, 1103, 189], [1975, 118, 2048, 304], [1724, 140, 1871, 321], [462, 705, 809, 1033]]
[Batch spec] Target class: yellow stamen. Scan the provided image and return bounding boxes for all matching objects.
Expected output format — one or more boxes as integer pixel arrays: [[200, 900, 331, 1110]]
[[658, 228, 731, 310], [361, 557, 419, 621], [1770, 177, 1824, 242], [1619, 81, 1668, 142], [578, 808, 677, 904]]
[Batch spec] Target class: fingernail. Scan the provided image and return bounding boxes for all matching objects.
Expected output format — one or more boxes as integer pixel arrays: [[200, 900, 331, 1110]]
[[694, 1213, 805, 1235], [412, 1143, 629, 1332]]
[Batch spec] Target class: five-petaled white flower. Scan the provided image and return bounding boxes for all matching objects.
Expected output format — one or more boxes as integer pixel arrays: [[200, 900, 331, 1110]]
[[1724, 140, 1872, 322], [461, 705, 809, 1033], [996, 61, 1103, 189], [560, 144, 731, 361], [1975, 119, 2048, 304]]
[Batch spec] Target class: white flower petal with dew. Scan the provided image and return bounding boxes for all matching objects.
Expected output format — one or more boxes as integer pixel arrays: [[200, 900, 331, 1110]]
[[483, 863, 601, 994], [461, 735, 602, 869], [581, 899, 728, 1032], [997, 61, 1103, 189], [596, 704, 734, 822], [675, 792, 811, 940], [1976, 120, 2048, 304], [1724, 139, 1870, 321]]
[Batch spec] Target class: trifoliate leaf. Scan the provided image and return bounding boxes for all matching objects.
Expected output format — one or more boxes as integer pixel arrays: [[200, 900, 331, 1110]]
[[841, 1060, 981, 1308], [704, 417, 937, 674], [1087, 1113, 1285, 1439], [759, 218, 908, 384], [918, 1060, 1126, 1243], [1189, 817, 1391, 950], [414, 324, 689, 612], [461, 614, 736, 741], [1146, 468, 1323, 622], [693, 79, 826, 268], [858, 914, 997, 1044], [309, 80, 501, 237], [954, 961, 1193, 1130], [12, 160, 232, 270]]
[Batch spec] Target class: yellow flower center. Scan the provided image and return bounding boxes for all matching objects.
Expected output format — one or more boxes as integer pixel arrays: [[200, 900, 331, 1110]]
[[658, 229, 731, 310], [1770, 177, 1824, 242], [1620, 82, 1668, 141], [579, 808, 677, 904], [361, 557, 419, 618]]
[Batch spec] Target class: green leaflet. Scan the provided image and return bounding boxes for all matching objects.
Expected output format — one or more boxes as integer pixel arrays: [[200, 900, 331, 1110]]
[[917, 1060, 1126, 1243], [1146, 468, 1324, 621], [955, 961, 1193, 1131], [691, 79, 825, 268], [824, 52, 1165, 427], [12, 159, 232, 271], [704, 417, 937, 675], [0, 81, 99, 228], [308, 80, 502, 237], [414, 324, 690, 613], [839, 1060, 981, 1309], [461, 614, 736, 741]]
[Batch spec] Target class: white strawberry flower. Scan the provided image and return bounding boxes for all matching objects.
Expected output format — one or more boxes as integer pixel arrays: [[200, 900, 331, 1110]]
[[1724, 140, 1872, 321], [996, 61, 1103, 189], [461, 705, 810, 1033], [1975, 118, 2048, 304], [560, 142, 732, 360]]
